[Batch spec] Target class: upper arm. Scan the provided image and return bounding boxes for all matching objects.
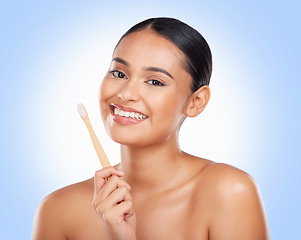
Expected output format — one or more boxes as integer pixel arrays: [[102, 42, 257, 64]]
[[207, 164, 269, 240], [32, 193, 67, 240]]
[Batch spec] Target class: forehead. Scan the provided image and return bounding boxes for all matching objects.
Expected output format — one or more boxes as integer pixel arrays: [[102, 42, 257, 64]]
[[113, 30, 186, 73]]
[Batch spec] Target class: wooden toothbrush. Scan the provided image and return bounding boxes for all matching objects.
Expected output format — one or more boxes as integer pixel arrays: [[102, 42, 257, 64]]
[[77, 103, 111, 168]]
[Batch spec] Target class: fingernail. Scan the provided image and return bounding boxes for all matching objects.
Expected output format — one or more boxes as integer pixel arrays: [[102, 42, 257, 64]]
[[117, 169, 125, 175]]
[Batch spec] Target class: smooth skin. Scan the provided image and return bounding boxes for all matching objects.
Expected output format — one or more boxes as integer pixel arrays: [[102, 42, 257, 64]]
[[32, 29, 269, 240]]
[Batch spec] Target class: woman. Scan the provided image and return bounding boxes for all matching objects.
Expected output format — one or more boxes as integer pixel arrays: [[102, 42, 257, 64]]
[[32, 17, 269, 240]]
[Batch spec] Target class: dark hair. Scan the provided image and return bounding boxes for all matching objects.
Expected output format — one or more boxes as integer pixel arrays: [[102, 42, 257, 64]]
[[116, 17, 212, 92]]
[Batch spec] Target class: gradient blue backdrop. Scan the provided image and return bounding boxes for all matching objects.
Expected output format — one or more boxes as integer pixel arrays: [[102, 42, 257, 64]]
[[1, 0, 300, 239]]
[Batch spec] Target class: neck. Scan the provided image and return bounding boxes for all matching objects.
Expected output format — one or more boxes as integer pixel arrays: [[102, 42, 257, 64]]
[[119, 133, 186, 195]]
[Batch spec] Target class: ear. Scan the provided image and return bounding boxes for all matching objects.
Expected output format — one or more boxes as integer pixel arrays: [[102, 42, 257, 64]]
[[185, 85, 210, 117]]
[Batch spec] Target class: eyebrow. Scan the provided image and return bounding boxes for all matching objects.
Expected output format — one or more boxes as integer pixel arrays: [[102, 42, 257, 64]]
[[112, 57, 174, 79], [144, 67, 174, 79], [112, 57, 129, 66]]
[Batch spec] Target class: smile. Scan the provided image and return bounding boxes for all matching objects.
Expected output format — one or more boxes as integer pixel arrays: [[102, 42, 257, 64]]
[[114, 108, 147, 120], [110, 104, 148, 125]]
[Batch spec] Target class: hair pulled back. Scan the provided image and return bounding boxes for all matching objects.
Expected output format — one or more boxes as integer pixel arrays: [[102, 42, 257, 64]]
[[116, 17, 212, 92]]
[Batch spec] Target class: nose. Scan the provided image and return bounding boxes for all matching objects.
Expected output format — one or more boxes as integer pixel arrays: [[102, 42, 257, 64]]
[[117, 79, 140, 102]]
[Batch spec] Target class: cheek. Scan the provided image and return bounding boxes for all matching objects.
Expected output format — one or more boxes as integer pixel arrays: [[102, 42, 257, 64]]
[[99, 78, 114, 118], [99, 77, 110, 100], [147, 89, 187, 128]]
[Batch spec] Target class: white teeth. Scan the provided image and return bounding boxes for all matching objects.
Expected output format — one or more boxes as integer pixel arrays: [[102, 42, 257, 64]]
[[113, 107, 147, 120]]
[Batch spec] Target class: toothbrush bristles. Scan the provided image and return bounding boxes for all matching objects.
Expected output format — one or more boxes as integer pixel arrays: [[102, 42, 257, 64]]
[[77, 103, 87, 119]]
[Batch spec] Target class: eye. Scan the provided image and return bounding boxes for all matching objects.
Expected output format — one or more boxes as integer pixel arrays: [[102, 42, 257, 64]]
[[110, 70, 127, 79], [146, 79, 165, 86]]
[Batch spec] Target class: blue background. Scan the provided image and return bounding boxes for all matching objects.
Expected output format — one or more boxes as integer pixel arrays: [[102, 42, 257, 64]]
[[1, 0, 300, 239]]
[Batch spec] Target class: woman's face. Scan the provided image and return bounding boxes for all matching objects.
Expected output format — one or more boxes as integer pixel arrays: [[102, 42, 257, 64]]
[[99, 29, 193, 146]]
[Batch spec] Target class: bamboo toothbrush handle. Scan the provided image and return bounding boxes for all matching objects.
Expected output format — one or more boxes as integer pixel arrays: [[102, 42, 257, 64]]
[[83, 116, 111, 168]]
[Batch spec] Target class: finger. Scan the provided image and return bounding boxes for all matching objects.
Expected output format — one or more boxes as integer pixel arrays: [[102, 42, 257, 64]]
[[94, 167, 124, 195], [120, 189, 134, 220], [97, 187, 132, 219], [93, 176, 131, 208], [115, 200, 135, 221], [97, 198, 134, 225], [94, 167, 125, 193], [102, 186, 132, 209], [94, 187, 132, 221]]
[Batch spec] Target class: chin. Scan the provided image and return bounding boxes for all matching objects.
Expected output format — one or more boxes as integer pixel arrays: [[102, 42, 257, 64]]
[[103, 117, 175, 147], [106, 126, 146, 147], [110, 135, 148, 147], [108, 128, 174, 149]]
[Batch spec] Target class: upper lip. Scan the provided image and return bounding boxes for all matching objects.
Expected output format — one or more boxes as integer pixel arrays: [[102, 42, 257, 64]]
[[110, 104, 148, 117]]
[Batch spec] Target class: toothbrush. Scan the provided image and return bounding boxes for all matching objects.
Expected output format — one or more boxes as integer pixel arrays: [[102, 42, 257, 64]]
[[77, 103, 111, 168]]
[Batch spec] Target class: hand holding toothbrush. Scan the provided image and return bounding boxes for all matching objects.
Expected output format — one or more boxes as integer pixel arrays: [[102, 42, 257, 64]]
[[77, 103, 136, 239], [92, 167, 137, 240]]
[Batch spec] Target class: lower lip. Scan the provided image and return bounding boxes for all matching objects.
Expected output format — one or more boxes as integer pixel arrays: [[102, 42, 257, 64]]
[[111, 113, 147, 125]]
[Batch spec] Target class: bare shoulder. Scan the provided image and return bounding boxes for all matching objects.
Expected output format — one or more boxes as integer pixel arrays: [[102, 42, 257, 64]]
[[193, 162, 269, 239], [47, 177, 93, 201], [186, 158, 259, 204], [185, 154, 253, 186], [195, 162, 263, 211], [32, 178, 95, 240], [37, 178, 94, 214], [202, 162, 258, 196]]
